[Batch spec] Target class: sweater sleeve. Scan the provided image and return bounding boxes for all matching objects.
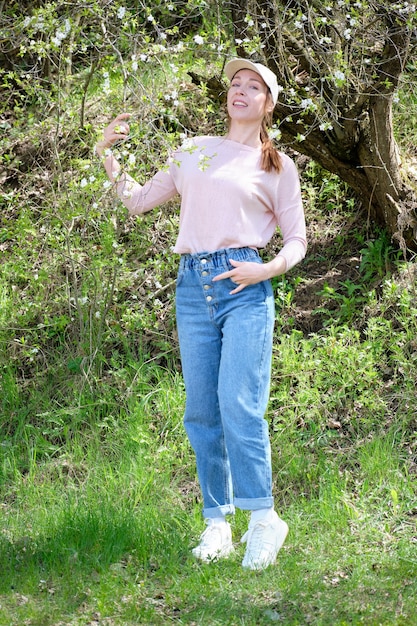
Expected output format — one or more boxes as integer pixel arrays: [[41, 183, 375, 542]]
[[275, 156, 307, 271], [114, 166, 179, 215]]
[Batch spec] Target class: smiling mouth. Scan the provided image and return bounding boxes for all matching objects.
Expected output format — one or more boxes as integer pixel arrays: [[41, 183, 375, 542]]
[[233, 100, 247, 107]]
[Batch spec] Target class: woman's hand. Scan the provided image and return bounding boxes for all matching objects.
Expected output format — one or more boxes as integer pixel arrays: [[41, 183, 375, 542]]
[[212, 259, 268, 294], [95, 112, 131, 157], [212, 257, 286, 294]]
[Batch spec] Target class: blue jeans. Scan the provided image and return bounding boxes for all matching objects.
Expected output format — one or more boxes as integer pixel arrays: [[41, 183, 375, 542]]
[[176, 247, 275, 519]]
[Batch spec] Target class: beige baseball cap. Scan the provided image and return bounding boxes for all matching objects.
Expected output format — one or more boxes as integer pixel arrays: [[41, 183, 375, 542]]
[[224, 58, 279, 106]]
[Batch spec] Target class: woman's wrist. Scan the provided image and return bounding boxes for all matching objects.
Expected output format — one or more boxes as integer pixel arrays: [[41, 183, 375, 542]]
[[95, 139, 111, 157], [264, 255, 287, 279]]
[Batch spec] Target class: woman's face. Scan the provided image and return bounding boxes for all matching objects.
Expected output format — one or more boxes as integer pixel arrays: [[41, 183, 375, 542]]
[[227, 69, 273, 123]]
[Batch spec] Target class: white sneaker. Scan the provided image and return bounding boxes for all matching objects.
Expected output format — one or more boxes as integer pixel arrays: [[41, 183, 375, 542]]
[[192, 519, 234, 562], [241, 511, 288, 570]]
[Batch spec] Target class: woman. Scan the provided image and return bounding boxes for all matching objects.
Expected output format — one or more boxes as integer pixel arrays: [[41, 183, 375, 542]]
[[96, 58, 307, 570]]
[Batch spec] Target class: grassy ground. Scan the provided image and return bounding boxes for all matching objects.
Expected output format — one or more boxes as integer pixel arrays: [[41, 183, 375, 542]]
[[1, 321, 416, 625], [1, 423, 416, 625]]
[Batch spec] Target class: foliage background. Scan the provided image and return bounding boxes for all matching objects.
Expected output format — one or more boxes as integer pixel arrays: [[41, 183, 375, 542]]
[[0, 2, 416, 625]]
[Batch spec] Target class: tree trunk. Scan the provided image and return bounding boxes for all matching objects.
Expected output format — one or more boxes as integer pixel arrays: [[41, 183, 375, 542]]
[[274, 97, 417, 250]]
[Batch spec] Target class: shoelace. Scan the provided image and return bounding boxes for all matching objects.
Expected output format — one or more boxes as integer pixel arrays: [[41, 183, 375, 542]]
[[242, 520, 271, 552], [199, 524, 223, 547]]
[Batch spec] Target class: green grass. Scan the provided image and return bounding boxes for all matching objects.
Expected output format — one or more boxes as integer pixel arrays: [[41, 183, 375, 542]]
[[0, 447, 416, 625], [1, 350, 416, 625]]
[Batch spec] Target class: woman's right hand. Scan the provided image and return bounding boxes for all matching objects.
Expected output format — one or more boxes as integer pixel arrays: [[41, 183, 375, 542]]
[[95, 112, 131, 157]]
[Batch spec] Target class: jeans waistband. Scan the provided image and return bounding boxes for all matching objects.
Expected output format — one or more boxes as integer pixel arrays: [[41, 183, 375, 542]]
[[179, 247, 260, 271]]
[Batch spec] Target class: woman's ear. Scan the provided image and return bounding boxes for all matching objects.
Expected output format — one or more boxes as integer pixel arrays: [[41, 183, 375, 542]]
[[265, 94, 275, 115]]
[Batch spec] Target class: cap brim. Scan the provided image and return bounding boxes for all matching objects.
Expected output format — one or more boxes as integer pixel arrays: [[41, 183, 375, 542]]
[[224, 59, 260, 81]]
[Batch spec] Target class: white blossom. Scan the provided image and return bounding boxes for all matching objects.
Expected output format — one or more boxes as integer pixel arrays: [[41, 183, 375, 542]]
[[117, 6, 126, 19], [194, 35, 204, 45], [102, 71, 111, 94], [269, 127, 282, 140], [80, 178, 88, 188], [301, 98, 315, 109], [181, 138, 194, 150]]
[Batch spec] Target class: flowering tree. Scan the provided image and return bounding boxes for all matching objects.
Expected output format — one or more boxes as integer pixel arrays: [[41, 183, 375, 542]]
[[1, 1, 416, 249], [228, 0, 417, 249]]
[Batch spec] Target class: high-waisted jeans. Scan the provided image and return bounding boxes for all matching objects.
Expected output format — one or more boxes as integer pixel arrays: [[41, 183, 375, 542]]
[[176, 247, 275, 518]]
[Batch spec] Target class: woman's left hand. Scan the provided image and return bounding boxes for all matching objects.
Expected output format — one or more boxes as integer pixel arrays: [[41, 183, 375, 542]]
[[212, 259, 270, 294]]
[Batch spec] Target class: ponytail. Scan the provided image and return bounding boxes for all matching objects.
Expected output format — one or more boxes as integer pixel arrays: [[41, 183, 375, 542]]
[[260, 115, 282, 174]]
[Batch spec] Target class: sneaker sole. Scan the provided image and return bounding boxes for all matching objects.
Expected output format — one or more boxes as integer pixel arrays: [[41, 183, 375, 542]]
[[192, 543, 235, 562]]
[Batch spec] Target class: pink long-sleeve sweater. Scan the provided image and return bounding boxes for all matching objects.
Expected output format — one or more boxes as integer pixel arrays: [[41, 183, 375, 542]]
[[112, 136, 307, 271]]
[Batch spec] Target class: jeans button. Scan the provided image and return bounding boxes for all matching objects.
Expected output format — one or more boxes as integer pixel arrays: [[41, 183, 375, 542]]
[[201, 271, 208, 276], [201, 258, 207, 264], [206, 295, 213, 302]]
